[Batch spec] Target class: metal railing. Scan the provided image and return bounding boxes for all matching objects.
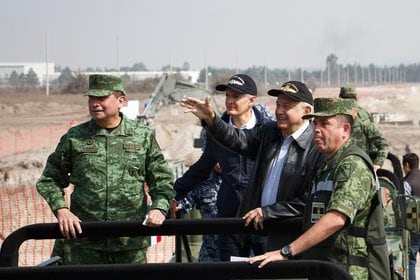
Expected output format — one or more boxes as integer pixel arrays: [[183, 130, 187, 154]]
[[0, 217, 352, 279]]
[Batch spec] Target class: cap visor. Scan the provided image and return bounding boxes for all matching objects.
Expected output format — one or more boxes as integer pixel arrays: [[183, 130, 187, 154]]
[[215, 84, 227, 91], [226, 84, 253, 95], [268, 89, 300, 101], [84, 89, 113, 97], [302, 114, 315, 119]]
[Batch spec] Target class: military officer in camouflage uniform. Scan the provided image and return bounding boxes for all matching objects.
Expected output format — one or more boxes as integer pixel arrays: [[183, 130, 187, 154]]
[[37, 74, 174, 264], [339, 87, 389, 170], [249, 98, 390, 280]]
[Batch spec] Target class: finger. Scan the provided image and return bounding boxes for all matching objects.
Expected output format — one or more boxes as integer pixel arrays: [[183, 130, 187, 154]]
[[69, 224, 77, 239], [258, 258, 269, 268], [75, 220, 83, 234], [258, 220, 264, 230], [62, 224, 71, 239], [248, 256, 259, 264], [243, 217, 251, 227], [253, 219, 259, 230], [183, 108, 196, 114]]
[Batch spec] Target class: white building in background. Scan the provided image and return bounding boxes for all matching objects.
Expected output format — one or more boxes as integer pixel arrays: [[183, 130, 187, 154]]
[[84, 70, 200, 83], [0, 62, 56, 86], [0, 62, 201, 85]]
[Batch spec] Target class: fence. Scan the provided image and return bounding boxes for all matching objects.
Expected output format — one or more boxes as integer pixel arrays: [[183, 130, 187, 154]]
[[0, 124, 71, 158], [0, 122, 178, 265], [0, 184, 175, 266]]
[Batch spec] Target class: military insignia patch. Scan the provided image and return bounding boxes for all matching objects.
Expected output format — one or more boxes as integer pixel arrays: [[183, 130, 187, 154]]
[[335, 163, 351, 182]]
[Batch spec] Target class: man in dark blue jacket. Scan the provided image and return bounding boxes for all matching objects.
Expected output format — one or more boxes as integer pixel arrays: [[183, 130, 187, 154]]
[[171, 74, 273, 261], [180, 81, 324, 250]]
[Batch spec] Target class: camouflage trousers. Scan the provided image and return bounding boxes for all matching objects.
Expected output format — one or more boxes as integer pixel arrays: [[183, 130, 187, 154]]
[[52, 239, 147, 265]]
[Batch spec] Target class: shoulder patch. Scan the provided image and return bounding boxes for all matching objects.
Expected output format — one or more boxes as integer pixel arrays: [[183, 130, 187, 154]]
[[335, 162, 352, 182]]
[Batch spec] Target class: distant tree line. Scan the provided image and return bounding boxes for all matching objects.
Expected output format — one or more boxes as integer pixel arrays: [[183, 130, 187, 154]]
[[198, 54, 420, 92], [0, 68, 40, 91], [2, 54, 420, 94]]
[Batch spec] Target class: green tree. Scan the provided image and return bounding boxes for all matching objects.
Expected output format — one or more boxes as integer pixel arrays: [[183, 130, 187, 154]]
[[8, 71, 19, 87], [132, 62, 148, 71], [17, 73, 26, 89], [57, 67, 74, 89], [63, 72, 88, 94], [182, 62, 190, 71], [120, 66, 132, 72], [26, 68, 40, 87]]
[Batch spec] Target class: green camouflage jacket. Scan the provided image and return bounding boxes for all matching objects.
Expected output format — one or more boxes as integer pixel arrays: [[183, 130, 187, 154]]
[[305, 142, 377, 280], [37, 114, 174, 251], [350, 105, 389, 166]]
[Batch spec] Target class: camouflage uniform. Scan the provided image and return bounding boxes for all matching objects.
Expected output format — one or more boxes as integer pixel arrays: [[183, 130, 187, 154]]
[[178, 171, 221, 262], [302, 98, 389, 280], [339, 87, 389, 166], [37, 75, 174, 264], [305, 144, 376, 279]]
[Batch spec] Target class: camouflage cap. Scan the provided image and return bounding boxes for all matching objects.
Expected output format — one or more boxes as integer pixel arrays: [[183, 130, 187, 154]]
[[339, 87, 357, 99], [84, 74, 125, 97], [302, 98, 356, 119]]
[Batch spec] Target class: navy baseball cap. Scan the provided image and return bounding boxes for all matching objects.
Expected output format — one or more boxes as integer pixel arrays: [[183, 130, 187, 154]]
[[268, 81, 313, 105], [215, 74, 257, 96]]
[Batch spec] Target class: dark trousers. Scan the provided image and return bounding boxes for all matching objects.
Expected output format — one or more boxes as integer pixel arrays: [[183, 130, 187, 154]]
[[409, 233, 420, 280], [218, 234, 267, 261]]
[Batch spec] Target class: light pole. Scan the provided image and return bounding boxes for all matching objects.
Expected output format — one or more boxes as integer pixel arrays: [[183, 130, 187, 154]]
[[45, 28, 49, 96]]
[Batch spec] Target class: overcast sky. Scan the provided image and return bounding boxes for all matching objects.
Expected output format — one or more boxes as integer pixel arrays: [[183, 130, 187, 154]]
[[2, 0, 420, 71]]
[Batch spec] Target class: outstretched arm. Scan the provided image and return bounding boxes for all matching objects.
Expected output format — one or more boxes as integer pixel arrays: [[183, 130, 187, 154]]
[[180, 96, 216, 125]]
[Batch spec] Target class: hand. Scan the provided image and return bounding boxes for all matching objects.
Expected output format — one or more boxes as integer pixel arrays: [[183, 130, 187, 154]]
[[180, 96, 215, 125], [248, 250, 287, 268], [63, 184, 74, 209], [143, 183, 153, 206], [145, 208, 166, 227], [213, 163, 222, 174], [56, 208, 82, 239], [169, 199, 182, 219], [243, 207, 264, 230]]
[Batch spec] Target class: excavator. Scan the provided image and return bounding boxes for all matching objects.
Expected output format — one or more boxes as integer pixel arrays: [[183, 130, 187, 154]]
[[138, 73, 221, 123], [136, 73, 221, 150], [125, 73, 223, 183]]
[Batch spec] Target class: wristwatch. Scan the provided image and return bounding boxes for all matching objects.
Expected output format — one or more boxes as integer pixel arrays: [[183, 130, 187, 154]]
[[280, 245, 293, 258]]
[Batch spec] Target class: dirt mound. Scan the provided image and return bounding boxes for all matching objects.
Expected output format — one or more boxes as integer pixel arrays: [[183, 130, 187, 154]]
[[0, 86, 420, 186]]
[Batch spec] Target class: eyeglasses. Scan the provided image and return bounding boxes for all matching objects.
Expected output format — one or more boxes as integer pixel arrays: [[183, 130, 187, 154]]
[[280, 83, 299, 94]]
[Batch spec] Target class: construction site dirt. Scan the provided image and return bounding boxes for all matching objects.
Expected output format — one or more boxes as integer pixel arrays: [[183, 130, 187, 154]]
[[1, 84, 419, 186], [1, 83, 420, 266]]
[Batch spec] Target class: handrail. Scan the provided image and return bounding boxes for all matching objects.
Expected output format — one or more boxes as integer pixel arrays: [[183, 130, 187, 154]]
[[0, 217, 354, 279], [0, 260, 352, 280], [0, 217, 302, 267]]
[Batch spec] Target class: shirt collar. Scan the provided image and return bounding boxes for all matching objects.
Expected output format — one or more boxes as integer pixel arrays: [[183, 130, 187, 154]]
[[288, 120, 310, 140], [229, 109, 257, 129]]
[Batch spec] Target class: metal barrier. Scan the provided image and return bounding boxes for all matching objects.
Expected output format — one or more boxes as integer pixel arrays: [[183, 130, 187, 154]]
[[0, 217, 352, 279], [0, 261, 352, 280]]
